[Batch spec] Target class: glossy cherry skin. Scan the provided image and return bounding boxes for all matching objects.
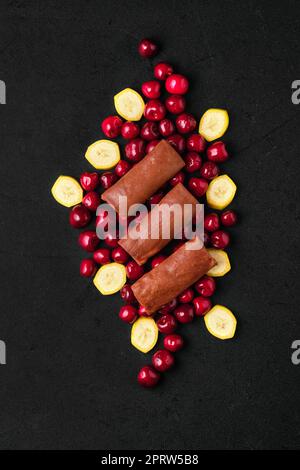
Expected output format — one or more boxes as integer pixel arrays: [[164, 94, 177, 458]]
[[158, 118, 175, 137], [141, 80, 161, 99], [154, 62, 173, 80], [125, 138, 146, 162], [115, 160, 132, 178], [195, 276, 216, 297], [148, 191, 164, 206], [137, 365, 160, 388], [159, 298, 178, 314], [101, 115, 123, 138], [167, 134, 186, 154], [100, 172, 118, 189], [119, 305, 137, 324], [82, 191, 101, 212], [200, 161, 219, 180], [138, 305, 148, 316], [156, 313, 178, 334], [138, 39, 158, 58], [184, 152, 202, 173], [176, 113, 197, 134], [80, 172, 99, 191], [104, 232, 119, 248], [69, 204, 91, 228], [211, 230, 230, 249], [221, 210, 237, 227], [140, 121, 160, 141], [120, 284, 136, 304], [151, 254, 167, 269], [186, 134, 206, 153], [163, 334, 184, 352], [146, 139, 160, 154], [178, 288, 194, 303], [80, 259, 97, 277], [193, 296, 212, 316], [188, 177, 208, 197], [169, 171, 185, 186], [111, 246, 129, 264], [93, 248, 111, 265], [121, 121, 140, 140], [152, 349, 174, 372], [126, 260, 144, 281], [78, 231, 99, 252], [165, 95, 186, 114], [174, 303, 194, 323], [204, 213, 220, 232], [165, 74, 189, 94], [207, 141, 228, 162], [144, 100, 166, 121]]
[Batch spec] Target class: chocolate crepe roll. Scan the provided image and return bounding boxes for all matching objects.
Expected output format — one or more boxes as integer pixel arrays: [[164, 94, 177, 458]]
[[101, 140, 185, 213], [131, 239, 216, 314], [119, 184, 199, 265]]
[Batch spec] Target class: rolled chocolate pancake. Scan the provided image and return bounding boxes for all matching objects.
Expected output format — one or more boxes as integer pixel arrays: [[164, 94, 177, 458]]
[[132, 239, 216, 314], [119, 184, 199, 265], [101, 140, 185, 213]]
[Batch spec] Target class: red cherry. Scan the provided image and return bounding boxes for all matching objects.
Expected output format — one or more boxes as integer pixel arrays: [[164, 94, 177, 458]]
[[200, 161, 219, 180], [221, 210, 237, 227], [148, 191, 164, 206], [184, 152, 202, 173], [211, 230, 230, 249], [186, 134, 206, 153], [121, 121, 140, 140], [82, 191, 101, 211], [78, 231, 99, 252], [156, 313, 177, 334], [154, 62, 173, 80], [138, 305, 148, 316], [141, 80, 161, 99], [119, 305, 137, 324], [120, 284, 136, 304], [80, 172, 99, 191], [204, 231, 210, 247], [207, 141, 228, 162], [80, 259, 97, 277], [165, 95, 186, 114], [174, 304, 194, 323], [111, 246, 129, 264], [159, 298, 178, 314], [100, 172, 118, 189], [104, 232, 119, 248], [164, 334, 184, 352], [137, 365, 160, 388], [93, 248, 111, 265], [144, 100, 166, 121], [69, 204, 91, 229], [151, 254, 167, 269], [178, 288, 194, 303], [204, 213, 220, 232], [146, 139, 160, 154], [176, 113, 197, 134], [193, 296, 212, 316], [195, 276, 216, 297], [140, 122, 160, 141], [158, 118, 175, 137], [169, 171, 185, 186], [138, 39, 158, 58], [188, 177, 208, 197], [125, 138, 146, 162], [101, 115, 123, 138], [152, 349, 174, 372], [126, 260, 144, 281], [115, 160, 132, 178], [166, 134, 185, 154], [165, 74, 189, 94]]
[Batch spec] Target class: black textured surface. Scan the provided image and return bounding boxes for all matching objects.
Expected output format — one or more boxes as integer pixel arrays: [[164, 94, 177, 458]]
[[0, 0, 300, 450]]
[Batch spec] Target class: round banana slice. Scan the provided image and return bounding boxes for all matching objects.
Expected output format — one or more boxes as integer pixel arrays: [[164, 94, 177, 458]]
[[51, 175, 83, 207], [204, 305, 237, 340], [93, 262, 126, 295], [199, 108, 229, 142], [114, 88, 145, 121], [206, 174, 237, 210], [207, 249, 231, 277], [131, 317, 158, 353], [85, 140, 120, 170]]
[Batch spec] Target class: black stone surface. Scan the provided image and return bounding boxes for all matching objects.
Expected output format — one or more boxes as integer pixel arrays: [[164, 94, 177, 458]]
[[0, 0, 299, 450]]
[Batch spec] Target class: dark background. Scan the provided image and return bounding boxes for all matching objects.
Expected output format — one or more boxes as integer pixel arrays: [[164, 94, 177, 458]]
[[0, 0, 299, 450]]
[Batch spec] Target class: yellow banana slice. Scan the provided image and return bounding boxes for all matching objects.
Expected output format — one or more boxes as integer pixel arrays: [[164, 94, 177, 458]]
[[114, 88, 145, 121], [85, 140, 120, 170], [207, 249, 231, 277], [131, 317, 158, 353], [204, 305, 237, 340], [51, 175, 83, 207], [206, 174, 236, 210], [199, 108, 229, 142], [93, 262, 126, 295]]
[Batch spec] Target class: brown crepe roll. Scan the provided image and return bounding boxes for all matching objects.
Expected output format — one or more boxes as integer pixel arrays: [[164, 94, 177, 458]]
[[131, 239, 216, 314], [101, 140, 185, 213], [119, 184, 199, 265]]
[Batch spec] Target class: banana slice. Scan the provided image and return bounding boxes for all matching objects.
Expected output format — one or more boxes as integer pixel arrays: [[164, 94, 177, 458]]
[[131, 317, 158, 353], [51, 175, 83, 207], [206, 174, 236, 210], [204, 305, 237, 340], [93, 262, 126, 295], [114, 88, 145, 121], [207, 249, 231, 277], [85, 140, 120, 170], [199, 108, 229, 142]]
